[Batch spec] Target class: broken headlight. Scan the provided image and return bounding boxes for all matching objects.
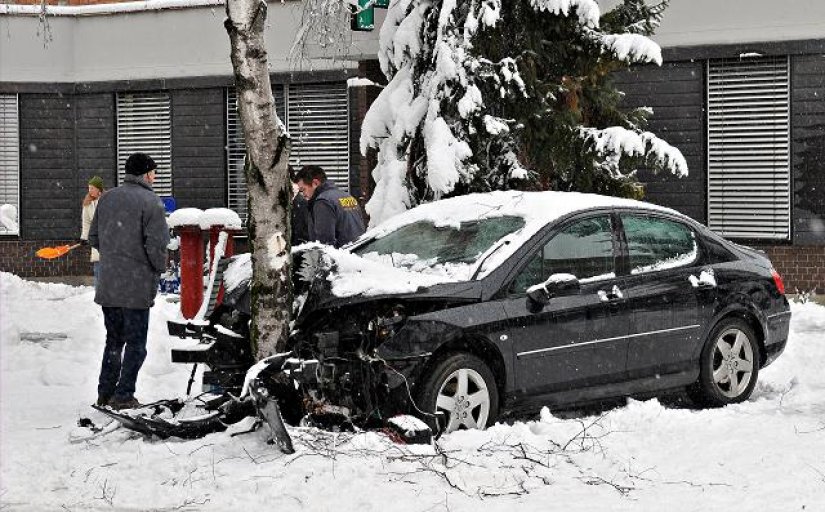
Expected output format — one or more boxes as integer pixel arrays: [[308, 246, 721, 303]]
[[375, 305, 407, 342]]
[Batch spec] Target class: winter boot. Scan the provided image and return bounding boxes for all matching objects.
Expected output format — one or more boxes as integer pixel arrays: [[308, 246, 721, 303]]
[[110, 396, 142, 410]]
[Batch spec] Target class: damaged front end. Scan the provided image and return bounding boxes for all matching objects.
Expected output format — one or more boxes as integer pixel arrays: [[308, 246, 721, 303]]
[[97, 248, 442, 449]]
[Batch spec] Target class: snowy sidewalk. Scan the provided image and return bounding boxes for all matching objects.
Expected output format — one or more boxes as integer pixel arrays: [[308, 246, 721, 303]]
[[1, 272, 823, 511]]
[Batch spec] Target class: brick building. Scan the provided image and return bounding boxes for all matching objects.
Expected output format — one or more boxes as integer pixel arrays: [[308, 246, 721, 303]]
[[0, 0, 823, 292]]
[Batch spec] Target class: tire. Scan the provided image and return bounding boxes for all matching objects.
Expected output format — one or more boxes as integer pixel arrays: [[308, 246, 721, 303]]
[[415, 353, 499, 435], [689, 318, 761, 407]]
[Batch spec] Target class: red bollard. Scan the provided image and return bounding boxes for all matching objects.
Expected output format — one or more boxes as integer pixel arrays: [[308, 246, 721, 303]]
[[177, 225, 204, 319]]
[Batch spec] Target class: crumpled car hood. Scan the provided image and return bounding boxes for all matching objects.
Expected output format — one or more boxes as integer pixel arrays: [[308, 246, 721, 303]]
[[222, 246, 481, 320], [293, 247, 480, 319]]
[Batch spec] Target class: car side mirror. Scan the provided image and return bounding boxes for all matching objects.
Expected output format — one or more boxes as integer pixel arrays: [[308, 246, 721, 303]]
[[526, 273, 580, 309]]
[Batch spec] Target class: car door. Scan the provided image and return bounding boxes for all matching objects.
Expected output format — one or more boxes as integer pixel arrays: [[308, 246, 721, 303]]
[[617, 212, 709, 378], [500, 214, 631, 398]]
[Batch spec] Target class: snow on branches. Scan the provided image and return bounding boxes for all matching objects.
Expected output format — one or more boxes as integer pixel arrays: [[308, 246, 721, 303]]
[[580, 126, 688, 178], [362, 0, 683, 226]]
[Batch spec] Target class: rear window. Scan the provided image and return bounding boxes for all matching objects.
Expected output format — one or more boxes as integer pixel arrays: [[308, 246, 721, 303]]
[[621, 214, 697, 274]]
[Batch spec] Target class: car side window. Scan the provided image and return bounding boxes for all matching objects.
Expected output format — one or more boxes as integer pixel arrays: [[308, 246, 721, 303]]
[[509, 215, 614, 295], [621, 214, 698, 274]]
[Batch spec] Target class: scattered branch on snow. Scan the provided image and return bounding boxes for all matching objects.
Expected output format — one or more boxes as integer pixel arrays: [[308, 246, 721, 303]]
[[94, 478, 116, 507]]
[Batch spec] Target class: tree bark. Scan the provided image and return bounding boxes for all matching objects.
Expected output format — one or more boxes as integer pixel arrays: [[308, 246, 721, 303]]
[[225, 0, 292, 359]]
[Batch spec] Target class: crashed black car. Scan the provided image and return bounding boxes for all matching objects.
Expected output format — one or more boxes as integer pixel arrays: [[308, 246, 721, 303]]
[[105, 191, 792, 442]]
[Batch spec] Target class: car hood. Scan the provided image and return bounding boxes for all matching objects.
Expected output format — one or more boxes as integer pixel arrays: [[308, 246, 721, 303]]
[[221, 247, 481, 320], [294, 247, 481, 318]]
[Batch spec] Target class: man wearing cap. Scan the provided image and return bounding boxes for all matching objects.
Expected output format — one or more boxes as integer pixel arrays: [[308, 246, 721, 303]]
[[89, 153, 170, 410], [80, 176, 105, 289]]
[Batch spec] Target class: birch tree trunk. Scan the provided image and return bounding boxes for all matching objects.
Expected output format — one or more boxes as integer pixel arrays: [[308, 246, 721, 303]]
[[225, 0, 292, 359]]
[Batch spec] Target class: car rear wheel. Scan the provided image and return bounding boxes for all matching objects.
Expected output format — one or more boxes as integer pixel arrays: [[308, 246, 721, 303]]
[[690, 318, 760, 406], [416, 353, 499, 435]]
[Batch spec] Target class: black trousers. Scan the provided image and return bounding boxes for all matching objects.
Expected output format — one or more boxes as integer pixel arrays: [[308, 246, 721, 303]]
[[98, 307, 150, 401]]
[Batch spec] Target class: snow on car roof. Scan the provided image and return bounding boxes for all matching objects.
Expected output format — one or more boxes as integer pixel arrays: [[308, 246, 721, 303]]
[[365, 190, 674, 237], [357, 190, 677, 280]]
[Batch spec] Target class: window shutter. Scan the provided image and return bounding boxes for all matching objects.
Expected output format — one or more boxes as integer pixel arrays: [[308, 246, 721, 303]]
[[0, 94, 20, 235], [116, 92, 173, 196], [287, 82, 350, 189], [226, 87, 286, 224], [227, 83, 349, 223], [707, 56, 790, 240]]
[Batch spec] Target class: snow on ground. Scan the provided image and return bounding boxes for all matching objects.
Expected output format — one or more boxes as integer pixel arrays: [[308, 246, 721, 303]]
[[1, 272, 823, 511]]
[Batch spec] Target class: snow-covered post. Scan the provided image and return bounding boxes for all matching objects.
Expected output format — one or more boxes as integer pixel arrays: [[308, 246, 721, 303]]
[[168, 208, 205, 320], [225, 0, 293, 358]]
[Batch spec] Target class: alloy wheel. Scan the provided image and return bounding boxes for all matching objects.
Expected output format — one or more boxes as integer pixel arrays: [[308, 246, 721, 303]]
[[711, 328, 755, 398], [435, 368, 491, 433]]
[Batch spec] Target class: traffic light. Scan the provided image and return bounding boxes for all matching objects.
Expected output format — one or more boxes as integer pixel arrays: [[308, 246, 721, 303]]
[[351, 0, 374, 31]]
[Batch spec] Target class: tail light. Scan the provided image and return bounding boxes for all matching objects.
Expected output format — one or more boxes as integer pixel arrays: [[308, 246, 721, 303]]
[[771, 269, 786, 295]]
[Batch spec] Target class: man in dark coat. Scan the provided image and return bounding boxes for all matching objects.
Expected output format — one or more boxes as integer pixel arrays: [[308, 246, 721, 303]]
[[89, 153, 170, 410], [291, 190, 310, 246], [293, 165, 365, 248]]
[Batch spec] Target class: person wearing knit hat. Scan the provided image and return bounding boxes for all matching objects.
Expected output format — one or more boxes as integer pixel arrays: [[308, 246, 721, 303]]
[[125, 153, 157, 176], [88, 152, 168, 410], [88, 175, 104, 192], [80, 175, 106, 289]]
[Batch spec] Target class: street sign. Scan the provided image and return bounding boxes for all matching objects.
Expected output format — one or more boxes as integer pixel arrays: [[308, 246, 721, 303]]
[[351, 0, 374, 31]]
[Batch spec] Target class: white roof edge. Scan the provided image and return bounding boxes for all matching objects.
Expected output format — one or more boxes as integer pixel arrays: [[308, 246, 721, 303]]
[[0, 0, 225, 17]]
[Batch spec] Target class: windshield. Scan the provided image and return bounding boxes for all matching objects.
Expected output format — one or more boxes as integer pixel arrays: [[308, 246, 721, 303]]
[[352, 216, 526, 274]]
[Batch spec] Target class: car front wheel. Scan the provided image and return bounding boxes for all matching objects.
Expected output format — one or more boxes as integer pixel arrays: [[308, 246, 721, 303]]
[[416, 353, 499, 435], [691, 318, 760, 406]]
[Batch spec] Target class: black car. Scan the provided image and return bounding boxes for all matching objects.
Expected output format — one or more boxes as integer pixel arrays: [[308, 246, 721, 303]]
[[169, 191, 792, 436]]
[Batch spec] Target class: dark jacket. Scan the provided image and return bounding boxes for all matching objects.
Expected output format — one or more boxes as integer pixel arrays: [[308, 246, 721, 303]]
[[307, 181, 366, 248], [292, 193, 310, 246], [89, 174, 170, 309]]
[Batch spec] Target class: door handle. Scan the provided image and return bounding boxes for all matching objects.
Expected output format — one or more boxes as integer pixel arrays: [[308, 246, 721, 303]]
[[689, 268, 716, 289], [598, 285, 624, 302]]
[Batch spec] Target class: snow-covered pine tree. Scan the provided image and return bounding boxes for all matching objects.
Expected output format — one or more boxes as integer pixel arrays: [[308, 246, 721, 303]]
[[361, 0, 688, 227]]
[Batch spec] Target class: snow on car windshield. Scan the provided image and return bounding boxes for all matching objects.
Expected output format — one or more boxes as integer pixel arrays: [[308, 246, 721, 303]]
[[352, 216, 526, 277]]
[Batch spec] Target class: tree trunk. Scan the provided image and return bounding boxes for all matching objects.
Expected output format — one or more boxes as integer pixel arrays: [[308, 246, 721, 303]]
[[225, 0, 292, 359]]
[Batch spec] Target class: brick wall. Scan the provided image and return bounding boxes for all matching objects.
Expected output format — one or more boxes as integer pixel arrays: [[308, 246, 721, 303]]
[[0, 240, 94, 278], [759, 245, 825, 294]]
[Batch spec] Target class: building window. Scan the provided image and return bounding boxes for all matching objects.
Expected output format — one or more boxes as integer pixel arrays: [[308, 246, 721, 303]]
[[116, 92, 173, 196], [287, 82, 350, 188], [707, 56, 790, 240], [226, 87, 285, 224], [226, 82, 349, 223], [0, 94, 20, 235]]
